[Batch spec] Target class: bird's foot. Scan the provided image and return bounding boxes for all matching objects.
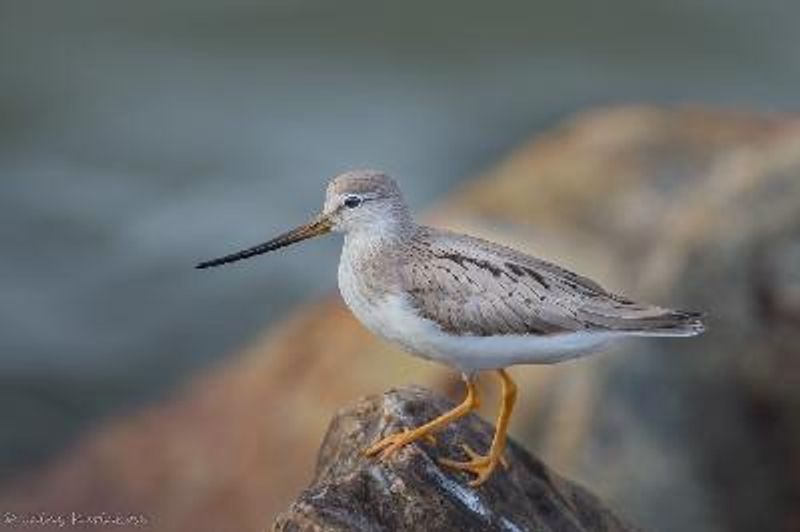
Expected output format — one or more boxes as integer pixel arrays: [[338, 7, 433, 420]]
[[439, 443, 506, 487], [364, 428, 436, 460]]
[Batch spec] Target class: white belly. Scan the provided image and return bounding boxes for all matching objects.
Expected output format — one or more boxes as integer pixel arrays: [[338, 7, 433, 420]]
[[338, 257, 617, 373]]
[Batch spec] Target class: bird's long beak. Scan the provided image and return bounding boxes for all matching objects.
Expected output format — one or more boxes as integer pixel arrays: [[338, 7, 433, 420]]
[[196, 214, 332, 269]]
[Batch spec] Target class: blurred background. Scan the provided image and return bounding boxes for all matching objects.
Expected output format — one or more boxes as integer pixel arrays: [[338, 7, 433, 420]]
[[1, 1, 799, 531]]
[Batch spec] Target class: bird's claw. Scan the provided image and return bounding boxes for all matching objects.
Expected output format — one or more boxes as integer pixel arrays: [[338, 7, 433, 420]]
[[364, 428, 436, 460], [439, 443, 506, 487]]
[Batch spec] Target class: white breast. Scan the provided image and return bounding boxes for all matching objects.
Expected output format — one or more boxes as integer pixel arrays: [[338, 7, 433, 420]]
[[337, 256, 392, 341], [337, 239, 428, 354]]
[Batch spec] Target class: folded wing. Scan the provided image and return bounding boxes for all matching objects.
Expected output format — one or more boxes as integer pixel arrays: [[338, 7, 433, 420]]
[[400, 228, 704, 338]]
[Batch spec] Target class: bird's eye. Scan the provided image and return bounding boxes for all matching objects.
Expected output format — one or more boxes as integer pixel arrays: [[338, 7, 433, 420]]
[[343, 195, 363, 209]]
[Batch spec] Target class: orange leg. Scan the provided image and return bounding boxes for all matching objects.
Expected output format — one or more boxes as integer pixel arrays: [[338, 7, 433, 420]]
[[365, 376, 480, 460], [440, 369, 517, 486]]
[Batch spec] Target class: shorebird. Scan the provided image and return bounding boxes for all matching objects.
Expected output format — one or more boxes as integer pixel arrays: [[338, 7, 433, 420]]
[[197, 169, 705, 486]]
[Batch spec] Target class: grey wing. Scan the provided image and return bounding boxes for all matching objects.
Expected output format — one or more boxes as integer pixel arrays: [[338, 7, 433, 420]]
[[399, 230, 590, 336], [400, 228, 705, 337]]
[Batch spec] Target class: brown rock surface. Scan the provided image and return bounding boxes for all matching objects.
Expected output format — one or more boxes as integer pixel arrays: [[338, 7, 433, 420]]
[[2, 105, 800, 532], [273, 387, 638, 532]]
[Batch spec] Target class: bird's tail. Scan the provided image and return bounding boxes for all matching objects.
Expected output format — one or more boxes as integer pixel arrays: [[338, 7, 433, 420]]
[[579, 299, 707, 337], [619, 309, 706, 337]]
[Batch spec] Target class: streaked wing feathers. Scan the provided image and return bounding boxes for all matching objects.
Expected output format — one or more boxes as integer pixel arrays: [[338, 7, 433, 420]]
[[400, 227, 703, 337]]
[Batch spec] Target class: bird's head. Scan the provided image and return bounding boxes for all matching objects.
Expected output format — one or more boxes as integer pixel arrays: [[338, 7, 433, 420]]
[[322, 169, 411, 235], [196, 169, 411, 269]]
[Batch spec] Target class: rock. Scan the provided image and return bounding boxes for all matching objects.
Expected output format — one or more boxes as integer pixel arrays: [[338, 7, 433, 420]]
[[273, 387, 638, 532]]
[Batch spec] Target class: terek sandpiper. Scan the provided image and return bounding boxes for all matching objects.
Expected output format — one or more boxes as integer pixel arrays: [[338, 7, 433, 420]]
[[197, 169, 705, 486]]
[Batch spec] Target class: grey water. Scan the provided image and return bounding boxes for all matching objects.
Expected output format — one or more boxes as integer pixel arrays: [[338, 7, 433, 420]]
[[1, 0, 799, 480]]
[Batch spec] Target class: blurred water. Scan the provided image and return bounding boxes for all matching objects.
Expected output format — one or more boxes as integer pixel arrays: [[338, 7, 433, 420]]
[[1, 0, 799, 479]]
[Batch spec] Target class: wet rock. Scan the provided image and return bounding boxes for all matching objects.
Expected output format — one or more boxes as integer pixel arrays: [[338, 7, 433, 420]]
[[273, 387, 638, 532]]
